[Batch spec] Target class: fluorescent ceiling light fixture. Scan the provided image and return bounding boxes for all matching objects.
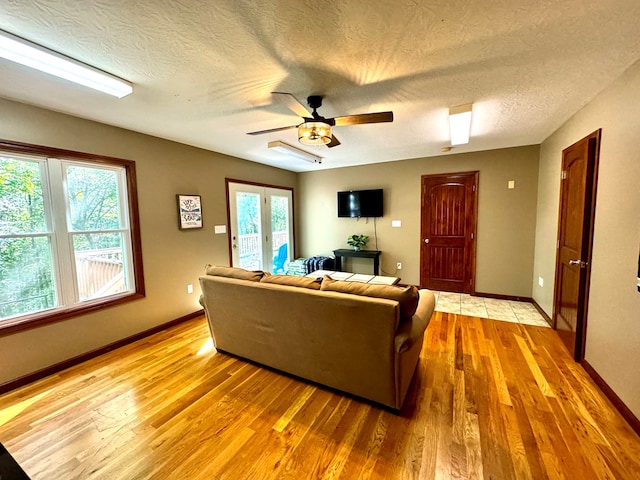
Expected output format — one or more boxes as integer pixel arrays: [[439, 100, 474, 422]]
[[0, 29, 133, 98], [268, 141, 322, 164], [449, 103, 472, 145]]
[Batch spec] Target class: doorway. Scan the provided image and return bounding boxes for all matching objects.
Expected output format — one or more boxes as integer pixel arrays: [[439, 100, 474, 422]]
[[553, 130, 601, 361], [226, 180, 293, 273], [420, 172, 478, 293]]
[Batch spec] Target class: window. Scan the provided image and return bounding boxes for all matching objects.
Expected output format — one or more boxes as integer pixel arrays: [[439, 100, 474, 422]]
[[0, 141, 144, 332]]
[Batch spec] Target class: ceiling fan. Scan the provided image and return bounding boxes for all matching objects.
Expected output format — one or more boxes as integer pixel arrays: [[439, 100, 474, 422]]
[[247, 92, 393, 148]]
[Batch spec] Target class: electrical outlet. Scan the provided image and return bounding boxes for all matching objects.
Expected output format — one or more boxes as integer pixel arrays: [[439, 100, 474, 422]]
[[187, 284, 194, 294], [396, 262, 402, 270]]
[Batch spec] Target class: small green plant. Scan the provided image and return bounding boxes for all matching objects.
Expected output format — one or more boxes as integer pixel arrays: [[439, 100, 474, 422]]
[[347, 234, 369, 251]]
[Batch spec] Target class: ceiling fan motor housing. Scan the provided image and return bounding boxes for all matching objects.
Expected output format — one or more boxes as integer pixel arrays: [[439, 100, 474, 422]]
[[307, 95, 323, 110]]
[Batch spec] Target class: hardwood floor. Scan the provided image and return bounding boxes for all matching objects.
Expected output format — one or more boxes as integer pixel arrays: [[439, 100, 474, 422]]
[[1, 312, 639, 479]]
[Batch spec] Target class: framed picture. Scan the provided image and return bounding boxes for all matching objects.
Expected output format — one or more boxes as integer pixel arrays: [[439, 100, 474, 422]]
[[177, 194, 203, 229]]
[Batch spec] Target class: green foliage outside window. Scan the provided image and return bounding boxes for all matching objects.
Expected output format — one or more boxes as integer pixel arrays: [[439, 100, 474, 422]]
[[66, 165, 121, 251], [1, 157, 125, 320], [236, 192, 260, 235], [1, 157, 54, 318], [270, 196, 289, 232], [0, 157, 46, 233]]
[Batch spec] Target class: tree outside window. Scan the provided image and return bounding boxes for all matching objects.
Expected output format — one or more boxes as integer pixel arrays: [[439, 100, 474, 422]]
[[1, 151, 138, 324]]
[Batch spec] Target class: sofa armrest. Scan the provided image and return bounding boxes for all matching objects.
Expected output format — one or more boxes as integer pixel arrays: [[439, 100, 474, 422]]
[[394, 289, 436, 353]]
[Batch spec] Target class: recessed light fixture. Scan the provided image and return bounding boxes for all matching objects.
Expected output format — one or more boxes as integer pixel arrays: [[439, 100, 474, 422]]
[[449, 103, 473, 145], [268, 140, 322, 164], [0, 29, 133, 98]]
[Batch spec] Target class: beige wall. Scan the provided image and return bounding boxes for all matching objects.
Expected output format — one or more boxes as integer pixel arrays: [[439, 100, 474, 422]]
[[298, 146, 540, 296], [534, 60, 640, 416], [0, 98, 296, 386]]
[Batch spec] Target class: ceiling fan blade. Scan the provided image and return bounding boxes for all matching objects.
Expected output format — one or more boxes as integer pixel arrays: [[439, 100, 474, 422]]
[[332, 111, 394, 127], [246, 125, 298, 135], [272, 92, 312, 118], [327, 135, 341, 148]]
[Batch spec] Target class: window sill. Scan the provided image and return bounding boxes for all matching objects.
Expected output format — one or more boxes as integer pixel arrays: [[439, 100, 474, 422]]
[[0, 291, 145, 337]]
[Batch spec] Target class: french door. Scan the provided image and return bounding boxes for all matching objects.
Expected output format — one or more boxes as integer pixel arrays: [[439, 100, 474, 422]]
[[227, 181, 293, 273]]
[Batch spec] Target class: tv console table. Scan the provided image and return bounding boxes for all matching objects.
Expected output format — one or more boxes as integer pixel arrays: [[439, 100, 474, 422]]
[[333, 249, 382, 276]]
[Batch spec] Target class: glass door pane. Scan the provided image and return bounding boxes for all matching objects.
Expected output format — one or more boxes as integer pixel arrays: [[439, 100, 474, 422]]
[[269, 193, 292, 273], [233, 190, 263, 270]]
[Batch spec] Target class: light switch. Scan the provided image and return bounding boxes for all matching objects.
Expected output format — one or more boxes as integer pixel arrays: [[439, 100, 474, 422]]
[[392, 220, 401, 228], [214, 225, 227, 234], [508, 180, 515, 189]]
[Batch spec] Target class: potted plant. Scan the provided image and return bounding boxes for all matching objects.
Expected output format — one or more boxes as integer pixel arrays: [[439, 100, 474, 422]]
[[347, 234, 369, 251]]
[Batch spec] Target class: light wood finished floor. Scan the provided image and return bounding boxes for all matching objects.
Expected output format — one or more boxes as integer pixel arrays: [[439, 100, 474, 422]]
[[1, 312, 639, 479]]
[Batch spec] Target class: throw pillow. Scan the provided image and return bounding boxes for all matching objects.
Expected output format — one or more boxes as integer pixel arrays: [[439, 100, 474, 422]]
[[320, 276, 419, 318], [260, 274, 322, 290], [204, 264, 265, 282]]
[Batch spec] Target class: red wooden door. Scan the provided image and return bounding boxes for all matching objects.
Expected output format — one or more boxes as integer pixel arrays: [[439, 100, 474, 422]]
[[420, 172, 478, 293], [553, 130, 600, 361]]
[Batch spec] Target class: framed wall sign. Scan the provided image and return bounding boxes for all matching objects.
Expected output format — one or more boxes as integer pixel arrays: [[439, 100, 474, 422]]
[[177, 194, 203, 229]]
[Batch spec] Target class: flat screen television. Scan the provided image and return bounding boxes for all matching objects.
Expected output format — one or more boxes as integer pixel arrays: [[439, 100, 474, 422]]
[[337, 189, 383, 218]]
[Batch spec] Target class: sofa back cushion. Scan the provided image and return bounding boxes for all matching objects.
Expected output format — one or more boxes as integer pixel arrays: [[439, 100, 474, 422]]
[[321, 276, 419, 318], [205, 264, 265, 282], [260, 274, 322, 290]]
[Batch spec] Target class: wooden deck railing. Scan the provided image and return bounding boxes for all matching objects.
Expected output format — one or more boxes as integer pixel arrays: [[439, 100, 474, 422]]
[[75, 248, 125, 300], [238, 231, 288, 271]]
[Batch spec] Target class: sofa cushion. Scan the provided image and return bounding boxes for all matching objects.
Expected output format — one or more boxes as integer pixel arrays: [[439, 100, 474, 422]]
[[204, 264, 265, 282], [320, 276, 420, 318], [260, 274, 322, 290]]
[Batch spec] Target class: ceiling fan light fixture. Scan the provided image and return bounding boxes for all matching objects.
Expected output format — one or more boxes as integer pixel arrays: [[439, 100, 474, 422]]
[[449, 103, 473, 145], [0, 29, 133, 98], [298, 121, 332, 145]]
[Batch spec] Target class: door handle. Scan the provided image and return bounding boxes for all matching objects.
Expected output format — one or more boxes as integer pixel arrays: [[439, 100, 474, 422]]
[[569, 259, 587, 268], [424, 238, 430, 244]]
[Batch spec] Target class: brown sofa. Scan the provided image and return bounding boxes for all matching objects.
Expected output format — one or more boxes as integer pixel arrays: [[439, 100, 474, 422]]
[[198, 266, 436, 411]]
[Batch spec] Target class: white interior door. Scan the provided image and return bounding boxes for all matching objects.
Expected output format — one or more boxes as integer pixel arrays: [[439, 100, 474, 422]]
[[228, 182, 293, 273]]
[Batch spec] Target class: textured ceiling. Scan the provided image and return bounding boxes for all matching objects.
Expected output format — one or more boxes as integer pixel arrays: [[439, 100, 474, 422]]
[[1, 0, 639, 172]]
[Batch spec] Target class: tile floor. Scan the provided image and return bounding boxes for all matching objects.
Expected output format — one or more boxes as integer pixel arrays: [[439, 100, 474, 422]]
[[433, 291, 551, 328]]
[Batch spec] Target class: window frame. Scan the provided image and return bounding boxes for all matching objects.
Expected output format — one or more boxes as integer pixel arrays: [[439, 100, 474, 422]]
[[0, 139, 145, 336]]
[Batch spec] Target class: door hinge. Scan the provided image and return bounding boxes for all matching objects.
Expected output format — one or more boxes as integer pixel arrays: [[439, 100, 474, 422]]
[[561, 170, 567, 180], [472, 184, 476, 192], [471, 233, 474, 240]]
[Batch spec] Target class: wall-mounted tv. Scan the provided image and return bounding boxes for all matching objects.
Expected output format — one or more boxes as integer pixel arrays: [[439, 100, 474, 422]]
[[337, 189, 383, 218]]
